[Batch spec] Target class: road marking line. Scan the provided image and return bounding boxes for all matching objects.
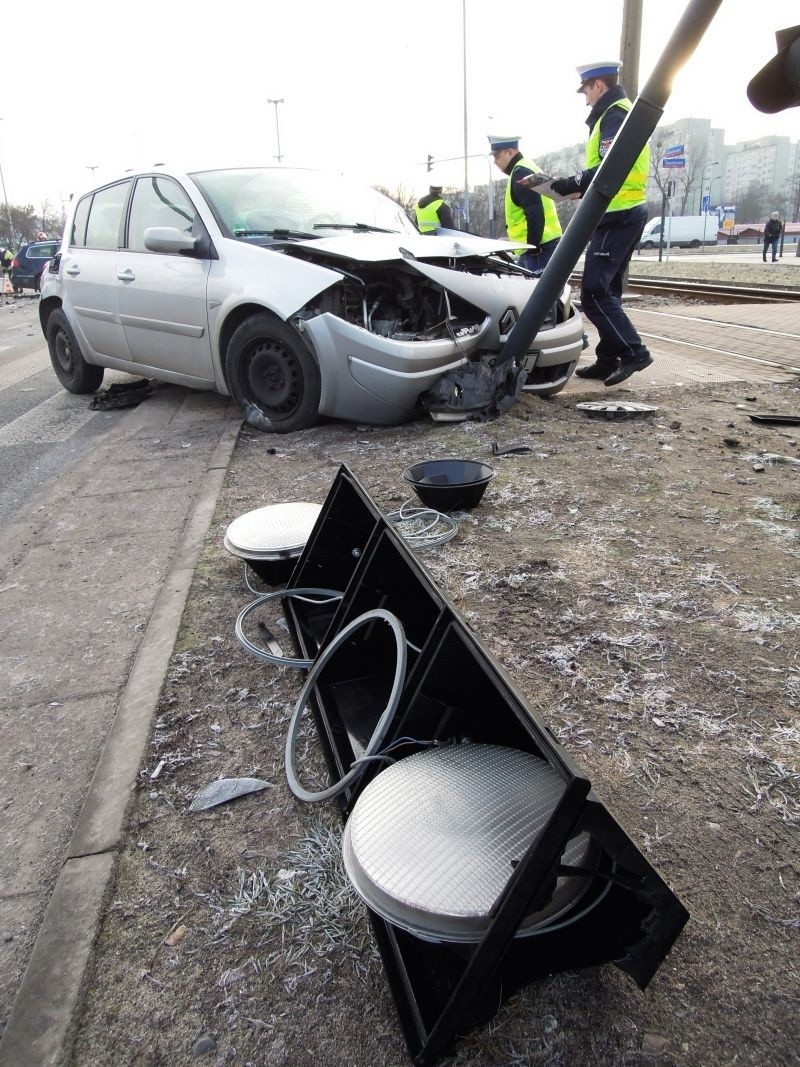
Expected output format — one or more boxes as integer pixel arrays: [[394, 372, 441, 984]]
[[632, 308, 800, 340], [0, 390, 98, 445], [637, 331, 800, 373], [0, 350, 52, 392]]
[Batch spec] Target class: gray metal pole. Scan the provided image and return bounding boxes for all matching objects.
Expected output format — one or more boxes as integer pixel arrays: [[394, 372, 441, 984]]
[[0, 119, 15, 246], [498, 0, 724, 370], [462, 0, 470, 226], [267, 99, 284, 164], [619, 0, 643, 101]]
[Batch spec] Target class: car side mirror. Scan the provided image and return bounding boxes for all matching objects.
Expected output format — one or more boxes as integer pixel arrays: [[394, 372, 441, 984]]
[[143, 226, 198, 254]]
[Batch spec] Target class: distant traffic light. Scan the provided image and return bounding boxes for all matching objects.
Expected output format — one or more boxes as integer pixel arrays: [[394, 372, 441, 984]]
[[427, 155, 434, 172]]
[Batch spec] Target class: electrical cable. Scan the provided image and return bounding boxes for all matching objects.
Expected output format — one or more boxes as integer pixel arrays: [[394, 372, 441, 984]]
[[235, 587, 343, 669], [284, 608, 407, 803], [516, 862, 616, 938], [386, 498, 459, 549]]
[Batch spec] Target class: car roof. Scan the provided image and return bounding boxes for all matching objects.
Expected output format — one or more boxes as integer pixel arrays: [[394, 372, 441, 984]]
[[75, 164, 327, 192]]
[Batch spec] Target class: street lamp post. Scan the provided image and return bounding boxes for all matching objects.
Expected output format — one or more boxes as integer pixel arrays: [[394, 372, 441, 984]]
[[699, 161, 719, 252], [0, 118, 15, 247], [698, 161, 719, 214], [461, 0, 470, 226], [87, 165, 98, 180], [267, 98, 284, 164]]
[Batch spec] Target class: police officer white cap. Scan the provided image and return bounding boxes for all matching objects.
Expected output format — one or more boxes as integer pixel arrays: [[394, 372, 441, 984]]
[[576, 60, 622, 91]]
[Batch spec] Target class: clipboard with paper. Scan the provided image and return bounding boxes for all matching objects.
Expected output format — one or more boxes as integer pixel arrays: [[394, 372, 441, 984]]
[[515, 172, 573, 202]]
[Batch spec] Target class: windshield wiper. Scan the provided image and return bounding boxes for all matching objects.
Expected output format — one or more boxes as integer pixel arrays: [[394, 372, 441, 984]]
[[233, 229, 317, 240], [312, 222, 397, 233]]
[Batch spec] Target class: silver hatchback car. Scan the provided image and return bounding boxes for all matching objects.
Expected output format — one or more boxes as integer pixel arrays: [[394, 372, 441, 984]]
[[40, 167, 584, 432]]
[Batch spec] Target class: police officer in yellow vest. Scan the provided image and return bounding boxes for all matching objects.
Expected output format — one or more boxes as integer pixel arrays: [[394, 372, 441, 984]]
[[547, 60, 653, 386], [489, 135, 562, 276], [415, 185, 455, 234]]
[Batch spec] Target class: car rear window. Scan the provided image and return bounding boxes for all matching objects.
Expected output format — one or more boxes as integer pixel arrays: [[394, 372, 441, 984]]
[[71, 196, 91, 248], [84, 181, 131, 251], [28, 243, 58, 258]]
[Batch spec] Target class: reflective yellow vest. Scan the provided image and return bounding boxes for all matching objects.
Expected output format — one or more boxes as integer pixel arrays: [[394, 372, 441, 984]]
[[586, 97, 649, 212], [416, 199, 444, 233], [505, 157, 562, 248]]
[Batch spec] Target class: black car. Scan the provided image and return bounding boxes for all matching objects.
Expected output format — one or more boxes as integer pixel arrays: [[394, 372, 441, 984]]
[[10, 240, 60, 293]]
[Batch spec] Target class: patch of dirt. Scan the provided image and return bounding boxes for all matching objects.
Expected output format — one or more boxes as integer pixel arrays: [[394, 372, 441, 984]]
[[71, 377, 799, 1066]]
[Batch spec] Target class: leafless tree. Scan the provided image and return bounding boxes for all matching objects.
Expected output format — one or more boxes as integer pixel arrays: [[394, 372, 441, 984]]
[[0, 203, 39, 247], [785, 167, 800, 222], [372, 183, 417, 221], [735, 181, 774, 223]]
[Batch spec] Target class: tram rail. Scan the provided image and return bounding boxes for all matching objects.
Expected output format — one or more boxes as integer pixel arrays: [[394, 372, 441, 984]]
[[569, 273, 800, 304]]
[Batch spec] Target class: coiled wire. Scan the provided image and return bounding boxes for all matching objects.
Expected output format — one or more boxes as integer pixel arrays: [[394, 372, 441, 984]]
[[235, 586, 343, 668], [385, 498, 459, 550]]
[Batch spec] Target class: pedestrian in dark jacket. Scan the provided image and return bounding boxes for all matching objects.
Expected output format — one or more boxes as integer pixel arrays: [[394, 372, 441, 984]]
[[763, 213, 782, 262]]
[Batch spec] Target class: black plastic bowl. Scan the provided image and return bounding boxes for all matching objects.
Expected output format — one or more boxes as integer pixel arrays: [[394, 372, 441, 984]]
[[402, 459, 495, 511]]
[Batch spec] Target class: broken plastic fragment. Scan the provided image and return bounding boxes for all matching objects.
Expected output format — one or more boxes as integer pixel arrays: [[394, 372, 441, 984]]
[[189, 777, 273, 812]]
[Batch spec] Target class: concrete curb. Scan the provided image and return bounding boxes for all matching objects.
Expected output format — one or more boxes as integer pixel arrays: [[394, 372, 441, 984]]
[[0, 420, 241, 1067]]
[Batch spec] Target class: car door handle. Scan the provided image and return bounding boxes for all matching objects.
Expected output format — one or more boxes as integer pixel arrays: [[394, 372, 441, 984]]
[[116, 269, 136, 281], [65, 266, 80, 276]]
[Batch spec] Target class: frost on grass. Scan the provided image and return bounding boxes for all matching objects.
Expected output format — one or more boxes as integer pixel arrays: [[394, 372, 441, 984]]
[[740, 719, 800, 824], [732, 605, 800, 635], [226, 811, 379, 990]]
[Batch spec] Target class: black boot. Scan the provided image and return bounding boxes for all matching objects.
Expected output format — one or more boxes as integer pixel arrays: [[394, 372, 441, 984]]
[[575, 360, 619, 380]]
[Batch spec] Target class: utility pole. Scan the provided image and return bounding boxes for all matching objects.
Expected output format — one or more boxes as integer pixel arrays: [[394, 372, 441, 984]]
[[619, 0, 642, 101], [267, 99, 284, 164], [619, 0, 642, 286], [461, 0, 470, 226], [0, 118, 15, 246]]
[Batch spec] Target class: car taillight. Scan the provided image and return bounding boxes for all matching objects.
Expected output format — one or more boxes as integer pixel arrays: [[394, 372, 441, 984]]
[[11, 258, 19, 268]]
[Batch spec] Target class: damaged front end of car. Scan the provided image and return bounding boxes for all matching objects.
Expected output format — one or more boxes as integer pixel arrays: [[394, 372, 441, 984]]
[[279, 239, 583, 425]]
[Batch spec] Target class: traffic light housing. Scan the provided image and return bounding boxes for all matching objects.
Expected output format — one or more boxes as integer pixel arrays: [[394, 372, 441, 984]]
[[427, 155, 434, 172], [747, 25, 800, 113]]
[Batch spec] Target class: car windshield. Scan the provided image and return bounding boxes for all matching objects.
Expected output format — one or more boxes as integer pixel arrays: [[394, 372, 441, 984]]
[[189, 168, 416, 241]]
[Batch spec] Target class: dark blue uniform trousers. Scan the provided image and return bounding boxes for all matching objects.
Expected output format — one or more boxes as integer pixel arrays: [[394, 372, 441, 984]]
[[520, 237, 560, 277], [580, 204, 650, 364]]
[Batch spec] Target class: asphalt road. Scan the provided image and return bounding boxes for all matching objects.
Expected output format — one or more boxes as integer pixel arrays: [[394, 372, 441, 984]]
[[0, 296, 141, 529]]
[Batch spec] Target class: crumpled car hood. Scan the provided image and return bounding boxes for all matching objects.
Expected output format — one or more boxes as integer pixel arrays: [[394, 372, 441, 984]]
[[288, 231, 527, 263], [399, 258, 545, 325]]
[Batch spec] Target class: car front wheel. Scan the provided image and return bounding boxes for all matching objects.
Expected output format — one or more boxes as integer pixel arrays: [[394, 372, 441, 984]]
[[46, 308, 105, 393], [226, 315, 320, 433]]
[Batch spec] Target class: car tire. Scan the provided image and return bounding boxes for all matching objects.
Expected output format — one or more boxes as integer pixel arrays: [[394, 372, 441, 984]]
[[46, 308, 105, 393], [226, 314, 320, 433]]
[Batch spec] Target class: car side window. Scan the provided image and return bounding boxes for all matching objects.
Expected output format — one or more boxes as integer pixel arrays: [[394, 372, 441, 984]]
[[70, 196, 91, 248], [84, 182, 131, 251], [127, 177, 197, 253]]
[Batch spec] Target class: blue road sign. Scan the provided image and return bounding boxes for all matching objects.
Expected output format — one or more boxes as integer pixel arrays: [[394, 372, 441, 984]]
[[702, 195, 711, 212], [663, 143, 685, 156], [662, 158, 686, 167]]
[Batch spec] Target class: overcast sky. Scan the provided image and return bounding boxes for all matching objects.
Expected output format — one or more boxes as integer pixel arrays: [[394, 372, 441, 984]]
[[2, 0, 798, 216]]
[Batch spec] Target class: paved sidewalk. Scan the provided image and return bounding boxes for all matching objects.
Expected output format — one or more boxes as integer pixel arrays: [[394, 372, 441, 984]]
[[0, 386, 241, 1065]]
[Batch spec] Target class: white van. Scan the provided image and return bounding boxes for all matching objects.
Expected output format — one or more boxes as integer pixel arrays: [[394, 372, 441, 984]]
[[638, 215, 719, 250]]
